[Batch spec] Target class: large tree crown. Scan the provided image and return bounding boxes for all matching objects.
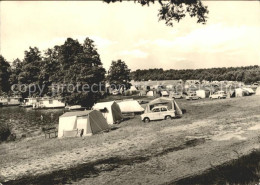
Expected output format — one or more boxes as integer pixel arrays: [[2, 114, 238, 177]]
[[104, 0, 208, 26]]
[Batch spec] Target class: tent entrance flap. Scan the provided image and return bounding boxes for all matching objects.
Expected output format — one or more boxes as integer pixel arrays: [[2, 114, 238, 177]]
[[77, 117, 88, 135]]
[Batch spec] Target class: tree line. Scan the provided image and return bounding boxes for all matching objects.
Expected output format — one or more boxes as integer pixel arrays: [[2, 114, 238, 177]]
[[1, 37, 259, 106], [131, 66, 260, 84], [0, 37, 130, 107]]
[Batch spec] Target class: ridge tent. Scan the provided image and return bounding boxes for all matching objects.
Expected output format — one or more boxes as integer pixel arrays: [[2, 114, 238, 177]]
[[235, 88, 243, 97], [146, 91, 155, 97], [58, 110, 109, 138], [129, 86, 137, 91], [231, 88, 249, 97], [256, 87, 260, 95], [144, 97, 182, 116], [196, 90, 206, 99], [117, 100, 144, 114], [243, 88, 255, 95], [92, 101, 123, 124]]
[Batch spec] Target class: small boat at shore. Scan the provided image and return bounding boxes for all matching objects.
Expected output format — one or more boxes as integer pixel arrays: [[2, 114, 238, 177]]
[[0, 96, 21, 106], [32, 97, 65, 109], [20, 98, 39, 108], [65, 105, 87, 111]]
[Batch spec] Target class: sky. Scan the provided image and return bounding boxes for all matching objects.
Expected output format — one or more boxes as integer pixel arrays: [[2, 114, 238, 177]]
[[0, 1, 260, 71]]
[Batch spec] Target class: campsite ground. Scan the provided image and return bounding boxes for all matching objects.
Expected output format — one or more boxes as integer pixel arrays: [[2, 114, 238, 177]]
[[1, 95, 260, 184]]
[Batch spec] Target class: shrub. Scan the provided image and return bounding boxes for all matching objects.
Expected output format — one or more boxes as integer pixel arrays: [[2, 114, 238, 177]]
[[0, 123, 11, 142]]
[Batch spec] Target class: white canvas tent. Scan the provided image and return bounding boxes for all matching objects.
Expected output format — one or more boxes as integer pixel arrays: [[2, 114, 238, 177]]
[[58, 110, 109, 138], [166, 85, 174, 90], [256, 87, 260, 95], [139, 90, 147, 96], [235, 88, 243, 97], [92, 101, 123, 124], [243, 88, 255, 94], [161, 91, 169, 97], [144, 97, 182, 117], [146, 91, 155, 97], [129, 86, 137, 91], [117, 100, 144, 113], [196, 90, 206, 99]]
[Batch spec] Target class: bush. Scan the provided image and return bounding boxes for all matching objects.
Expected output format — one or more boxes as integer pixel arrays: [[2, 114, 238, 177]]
[[0, 123, 11, 142]]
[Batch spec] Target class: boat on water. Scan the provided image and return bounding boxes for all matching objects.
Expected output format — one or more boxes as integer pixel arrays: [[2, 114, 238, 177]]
[[65, 105, 87, 111], [33, 97, 65, 109], [20, 97, 40, 108], [0, 96, 21, 106]]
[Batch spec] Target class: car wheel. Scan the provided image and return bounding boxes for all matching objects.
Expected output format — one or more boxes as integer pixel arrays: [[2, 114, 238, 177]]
[[218, 96, 221, 99], [165, 115, 171, 120], [144, 117, 150, 123]]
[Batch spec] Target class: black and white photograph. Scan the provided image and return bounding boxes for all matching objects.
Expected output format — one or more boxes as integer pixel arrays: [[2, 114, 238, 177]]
[[0, 0, 260, 184]]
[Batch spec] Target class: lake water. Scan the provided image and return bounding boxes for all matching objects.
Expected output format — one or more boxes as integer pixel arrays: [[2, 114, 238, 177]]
[[0, 107, 64, 138]]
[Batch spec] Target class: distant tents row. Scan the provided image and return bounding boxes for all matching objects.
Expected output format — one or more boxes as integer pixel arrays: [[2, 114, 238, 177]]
[[145, 87, 258, 99], [58, 97, 182, 138]]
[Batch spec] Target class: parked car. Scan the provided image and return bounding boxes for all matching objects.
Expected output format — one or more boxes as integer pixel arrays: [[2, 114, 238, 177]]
[[185, 93, 200, 100], [141, 106, 175, 123], [209, 91, 227, 99]]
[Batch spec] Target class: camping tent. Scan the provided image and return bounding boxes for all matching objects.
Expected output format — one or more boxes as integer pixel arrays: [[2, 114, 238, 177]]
[[117, 100, 144, 113], [58, 110, 109, 138], [166, 85, 174, 90], [146, 91, 155, 97], [129, 86, 137, 91], [243, 88, 255, 95], [161, 91, 169, 97], [92, 101, 123, 124], [144, 97, 182, 116], [231, 88, 248, 97], [139, 90, 147, 96], [196, 90, 206, 99], [256, 87, 260, 95]]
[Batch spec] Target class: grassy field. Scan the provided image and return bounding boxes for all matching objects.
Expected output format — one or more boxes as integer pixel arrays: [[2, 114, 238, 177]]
[[0, 95, 260, 184]]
